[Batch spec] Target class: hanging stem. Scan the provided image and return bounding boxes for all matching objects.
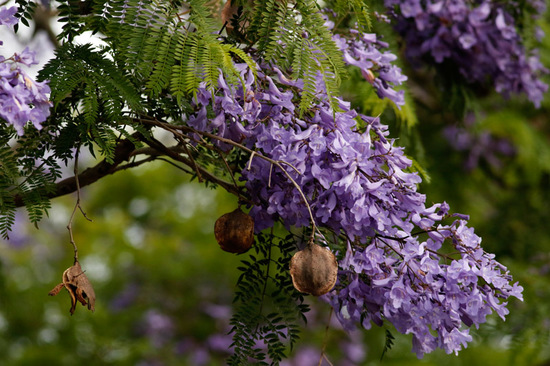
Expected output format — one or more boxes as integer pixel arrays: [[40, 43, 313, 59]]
[[66, 149, 92, 264], [174, 134, 203, 182], [212, 144, 244, 206], [318, 307, 334, 366]]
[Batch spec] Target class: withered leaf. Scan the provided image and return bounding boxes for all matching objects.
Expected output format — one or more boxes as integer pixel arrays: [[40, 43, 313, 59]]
[[48, 261, 96, 315]]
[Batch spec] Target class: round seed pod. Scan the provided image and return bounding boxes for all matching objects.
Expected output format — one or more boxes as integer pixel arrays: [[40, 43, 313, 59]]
[[214, 208, 254, 253], [289, 244, 338, 296]]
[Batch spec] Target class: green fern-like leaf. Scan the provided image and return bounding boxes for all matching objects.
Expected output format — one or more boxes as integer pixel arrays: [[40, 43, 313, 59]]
[[188, 0, 220, 34], [350, 0, 372, 31], [246, 0, 347, 112], [182, 34, 203, 96], [0, 196, 16, 240], [89, 124, 118, 163], [332, 0, 372, 32], [41, 43, 141, 110], [170, 32, 194, 103], [39, 43, 142, 162], [82, 82, 99, 126], [13, 0, 37, 31], [20, 177, 51, 226], [56, 0, 88, 41], [262, 0, 293, 63], [226, 44, 257, 77], [293, 40, 319, 113], [97, 0, 255, 106], [146, 25, 179, 96], [0, 146, 18, 239], [381, 328, 395, 360], [229, 232, 308, 366], [201, 42, 222, 92]]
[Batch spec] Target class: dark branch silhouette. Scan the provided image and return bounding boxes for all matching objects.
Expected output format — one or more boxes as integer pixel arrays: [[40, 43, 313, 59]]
[[14, 137, 137, 207], [13, 132, 247, 208]]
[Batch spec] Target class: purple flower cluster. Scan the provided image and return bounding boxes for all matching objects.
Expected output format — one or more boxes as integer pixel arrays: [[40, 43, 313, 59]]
[[443, 115, 516, 171], [182, 58, 522, 357], [334, 31, 407, 107], [324, 217, 523, 357], [326, 14, 407, 107], [385, 0, 548, 107], [243, 94, 422, 237], [0, 6, 52, 135]]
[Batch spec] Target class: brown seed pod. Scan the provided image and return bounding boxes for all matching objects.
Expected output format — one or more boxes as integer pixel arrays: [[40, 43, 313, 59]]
[[289, 244, 338, 296], [214, 208, 254, 253]]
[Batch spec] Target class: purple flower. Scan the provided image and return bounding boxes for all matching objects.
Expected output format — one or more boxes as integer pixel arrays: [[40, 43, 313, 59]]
[[0, 6, 18, 27], [109, 283, 140, 311], [206, 334, 233, 352], [13, 47, 37, 67], [333, 30, 407, 107], [439, 328, 472, 355], [389, 279, 408, 309], [0, 48, 52, 135]]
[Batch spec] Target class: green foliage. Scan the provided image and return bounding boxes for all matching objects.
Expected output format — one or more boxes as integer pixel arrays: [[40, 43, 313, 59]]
[[99, 0, 256, 105], [332, 0, 373, 32], [0, 145, 17, 239], [13, 0, 37, 30], [0, 123, 62, 239], [229, 231, 309, 365], [381, 328, 395, 361], [39, 43, 142, 162], [479, 110, 550, 185], [242, 0, 348, 112], [56, 0, 90, 42], [341, 68, 417, 129], [349, 0, 373, 32]]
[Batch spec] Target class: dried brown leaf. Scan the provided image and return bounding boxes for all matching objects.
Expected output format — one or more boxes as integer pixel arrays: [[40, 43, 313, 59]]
[[48, 261, 96, 315]]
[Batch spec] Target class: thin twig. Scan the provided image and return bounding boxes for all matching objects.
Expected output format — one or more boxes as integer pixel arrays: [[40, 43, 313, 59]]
[[247, 151, 256, 170], [142, 135, 248, 202], [155, 157, 194, 175], [375, 237, 405, 260], [322, 354, 334, 366], [67, 200, 79, 263], [112, 156, 158, 173], [179, 124, 318, 240], [174, 134, 203, 182], [318, 307, 334, 366], [66, 149, 92, 264], [216, 148, 243, 205], [138, 117, 320, 242]]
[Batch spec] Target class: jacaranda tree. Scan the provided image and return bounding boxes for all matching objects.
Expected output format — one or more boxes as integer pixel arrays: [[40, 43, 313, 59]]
[[1, 0, 547, 364]]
